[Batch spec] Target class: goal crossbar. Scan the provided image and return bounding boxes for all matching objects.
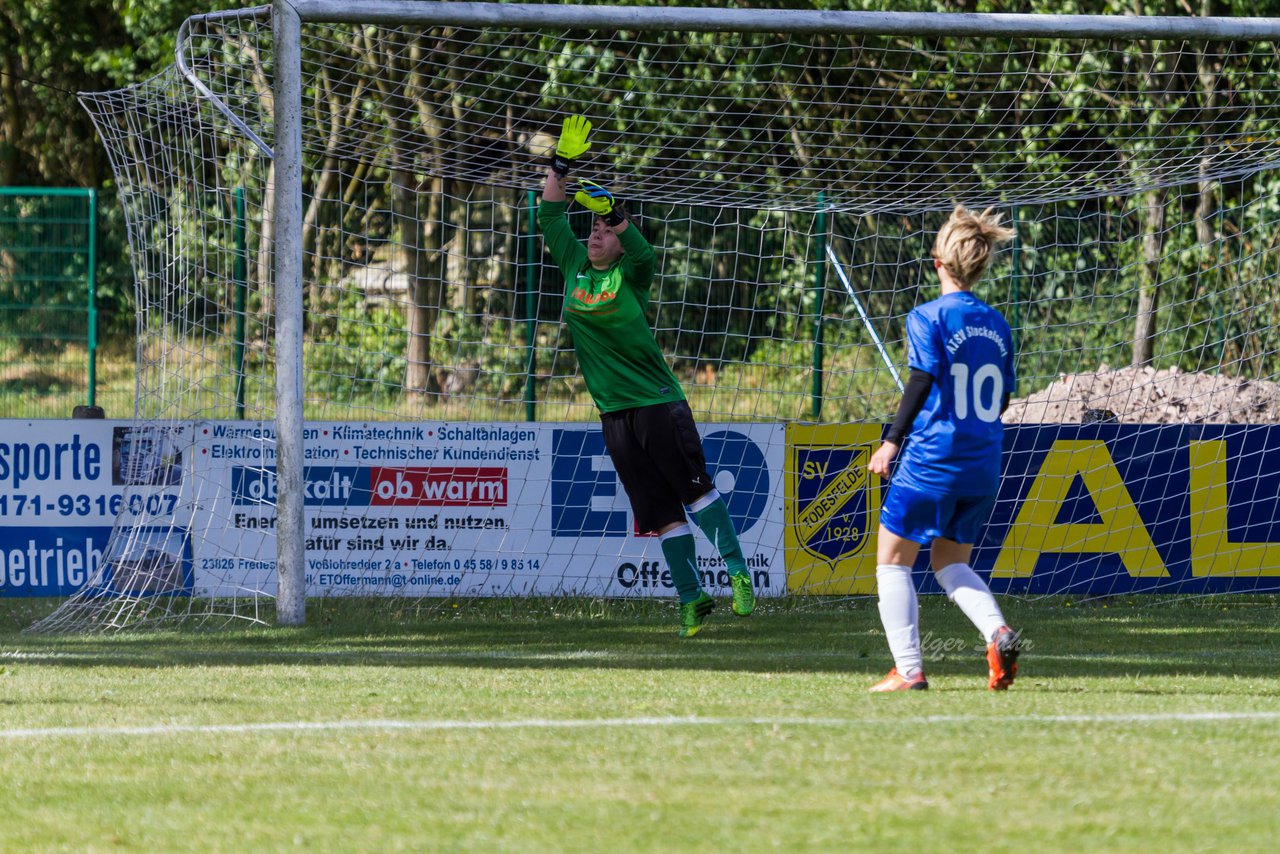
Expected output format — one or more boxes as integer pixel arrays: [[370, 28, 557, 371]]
[[289, 1, 1280, 41]]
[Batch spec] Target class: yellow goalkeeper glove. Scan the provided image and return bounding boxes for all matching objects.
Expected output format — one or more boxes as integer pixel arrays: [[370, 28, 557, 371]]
[[574, 179, 626, 227], [550, 114, 592, 177]]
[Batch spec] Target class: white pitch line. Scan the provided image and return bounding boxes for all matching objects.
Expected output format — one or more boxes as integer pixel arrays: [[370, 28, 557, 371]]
[[3, 648, 1270, 664], [3, 711, 1280, 741]]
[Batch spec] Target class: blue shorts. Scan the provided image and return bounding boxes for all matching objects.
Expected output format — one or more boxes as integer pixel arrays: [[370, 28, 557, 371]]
[[879, 485, 997, 545]]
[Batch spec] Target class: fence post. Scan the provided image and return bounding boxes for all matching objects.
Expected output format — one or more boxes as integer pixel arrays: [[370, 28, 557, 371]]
[[525, 188, 538, 422], [233, 188, 248, 419], [87, 189, 98, 409], [1010, 204, 1020, 354], [811, 195, 827, 420]]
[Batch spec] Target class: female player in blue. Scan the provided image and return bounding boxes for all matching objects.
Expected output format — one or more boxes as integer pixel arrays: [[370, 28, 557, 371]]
[[867, 205, 1023, 691]]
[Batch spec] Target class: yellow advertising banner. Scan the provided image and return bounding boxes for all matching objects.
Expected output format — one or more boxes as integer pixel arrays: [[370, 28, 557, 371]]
[[785, 424, 885, 594]]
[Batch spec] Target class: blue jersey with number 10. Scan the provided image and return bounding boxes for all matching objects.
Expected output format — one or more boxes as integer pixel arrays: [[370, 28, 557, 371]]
[[894, 291, 1015, 495]]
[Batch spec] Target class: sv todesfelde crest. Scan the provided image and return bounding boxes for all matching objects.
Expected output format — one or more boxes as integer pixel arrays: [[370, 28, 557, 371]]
[[791, 443, 875, 562]]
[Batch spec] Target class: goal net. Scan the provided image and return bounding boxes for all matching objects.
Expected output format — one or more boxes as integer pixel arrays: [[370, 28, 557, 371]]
[[35, 3, 1280, 631]]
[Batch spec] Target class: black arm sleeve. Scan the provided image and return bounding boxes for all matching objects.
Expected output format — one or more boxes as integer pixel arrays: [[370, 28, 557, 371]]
[[884, 369, 934, 445]]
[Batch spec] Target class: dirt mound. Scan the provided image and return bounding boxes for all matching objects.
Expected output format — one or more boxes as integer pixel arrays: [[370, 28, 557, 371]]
[[1003, 364, 1280, 424]]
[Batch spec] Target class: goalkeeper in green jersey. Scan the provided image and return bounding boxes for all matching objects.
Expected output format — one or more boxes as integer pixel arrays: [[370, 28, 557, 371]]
[[539, 114, 755, 637]]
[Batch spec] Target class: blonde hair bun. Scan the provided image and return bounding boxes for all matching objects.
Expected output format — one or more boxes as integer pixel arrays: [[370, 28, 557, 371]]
[[932, 204, 1015, 287]]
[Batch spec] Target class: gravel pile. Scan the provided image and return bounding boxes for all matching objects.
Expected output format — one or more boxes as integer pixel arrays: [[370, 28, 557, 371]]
[[1003, 363, 1280, 424]]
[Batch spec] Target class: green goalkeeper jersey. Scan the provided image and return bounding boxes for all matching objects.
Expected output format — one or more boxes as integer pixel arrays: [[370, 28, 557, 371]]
[[538, 200, 685, 414]]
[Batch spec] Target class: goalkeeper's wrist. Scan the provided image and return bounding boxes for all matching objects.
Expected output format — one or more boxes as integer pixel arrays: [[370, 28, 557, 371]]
[[601, 208, 626, 228], [550, 154, 575, 178]]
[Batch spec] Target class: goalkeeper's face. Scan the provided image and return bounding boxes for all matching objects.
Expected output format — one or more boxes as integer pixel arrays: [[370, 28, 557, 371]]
[[587, 218, 623, 267]]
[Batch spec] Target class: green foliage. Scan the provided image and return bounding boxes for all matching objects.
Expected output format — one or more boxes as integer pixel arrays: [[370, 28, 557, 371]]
[[307, 288, 407, 402], [11, 1, 1280, 417], [645, 203, 814, 369], [0, 0, 246, 347]]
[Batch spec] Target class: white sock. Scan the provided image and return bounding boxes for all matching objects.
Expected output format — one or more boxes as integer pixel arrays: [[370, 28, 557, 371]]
[[935, 562, 1007, 644], [876, 564, 922, 676], [687, 489, 720, 514]]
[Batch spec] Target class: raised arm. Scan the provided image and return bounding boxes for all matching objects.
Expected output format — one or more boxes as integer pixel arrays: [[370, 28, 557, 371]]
[[542, 114, 592, 203], [538, 115, 593, 275], [543, 166, 568, 203]]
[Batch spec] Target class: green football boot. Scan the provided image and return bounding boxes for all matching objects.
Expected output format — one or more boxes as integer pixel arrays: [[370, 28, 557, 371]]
[[730, 572, 755, 617], [678, 591, 716, 638]]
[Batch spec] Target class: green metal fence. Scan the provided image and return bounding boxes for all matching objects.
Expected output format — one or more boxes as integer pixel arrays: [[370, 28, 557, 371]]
[[0, 187, 98, 418]]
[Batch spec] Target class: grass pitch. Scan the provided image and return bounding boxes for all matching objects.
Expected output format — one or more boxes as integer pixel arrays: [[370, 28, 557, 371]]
[[1, 596, 1277, 852]]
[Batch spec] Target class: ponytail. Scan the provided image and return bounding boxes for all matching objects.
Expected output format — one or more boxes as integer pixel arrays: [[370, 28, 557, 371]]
[[932, 205, 1015, 287]]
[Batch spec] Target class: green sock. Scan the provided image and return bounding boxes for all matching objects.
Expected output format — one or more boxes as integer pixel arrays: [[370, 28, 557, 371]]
[[692, 497, 749, 577], [659, 530, 702, 604]]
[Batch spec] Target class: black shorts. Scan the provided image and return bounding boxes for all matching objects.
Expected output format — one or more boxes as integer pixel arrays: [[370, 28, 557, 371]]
[[600, 400, 715, 534]]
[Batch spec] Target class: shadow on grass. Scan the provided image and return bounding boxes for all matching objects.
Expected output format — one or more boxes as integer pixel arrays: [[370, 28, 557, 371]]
[[0, 596, 1277, 684]]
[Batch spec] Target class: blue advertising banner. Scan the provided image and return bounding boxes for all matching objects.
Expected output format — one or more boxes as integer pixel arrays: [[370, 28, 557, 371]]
[[961, 424, 1280, 594], [0, 526, 113, 596], [0, 420, 191, 597], [788, 423, 1280, 595]]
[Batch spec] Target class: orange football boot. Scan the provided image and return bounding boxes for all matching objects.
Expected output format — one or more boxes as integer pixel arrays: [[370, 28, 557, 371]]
[[986, 626, 1022, 691], [868, 667, 929, 692]]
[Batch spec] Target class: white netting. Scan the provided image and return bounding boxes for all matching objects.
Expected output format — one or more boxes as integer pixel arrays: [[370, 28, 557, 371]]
[[33, 6, 1280, 631]]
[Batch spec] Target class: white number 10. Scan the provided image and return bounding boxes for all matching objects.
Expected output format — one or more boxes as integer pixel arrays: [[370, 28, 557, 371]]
[[951, 362, 1003, 422]]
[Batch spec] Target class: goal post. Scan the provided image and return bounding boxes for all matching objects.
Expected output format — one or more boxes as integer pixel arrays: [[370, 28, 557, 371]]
[[33, 2, 1280, 632], [273, 0, 306, 626]]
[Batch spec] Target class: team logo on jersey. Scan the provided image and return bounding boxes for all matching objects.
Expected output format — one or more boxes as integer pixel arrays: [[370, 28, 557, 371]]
[[569, 269, 621, 310]]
